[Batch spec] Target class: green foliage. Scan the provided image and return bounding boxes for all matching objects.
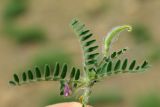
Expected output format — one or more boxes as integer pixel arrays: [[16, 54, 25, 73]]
[[5, 26, 46, 44], [105, 48, 128, 61], [70, 19, 99, 70], [97, 58, 149, 77], [131, 24, 152, 44], [3, 0, 46, 44], [148, 48, 160, 62], [135, 92, 160, 107], [3, 0, 27, 21], [9, 19, 150, 107], [9, 63, 81, 86]]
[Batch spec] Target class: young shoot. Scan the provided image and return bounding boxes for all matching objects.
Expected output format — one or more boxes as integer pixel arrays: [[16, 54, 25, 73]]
[[9, 19, 150, 107]]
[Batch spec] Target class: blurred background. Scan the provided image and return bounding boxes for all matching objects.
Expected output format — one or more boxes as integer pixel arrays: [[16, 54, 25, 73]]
[[0, 0, 160, 107]]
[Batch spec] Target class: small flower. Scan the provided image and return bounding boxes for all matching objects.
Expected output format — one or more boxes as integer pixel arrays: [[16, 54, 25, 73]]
[[64, 83, 72, 97]]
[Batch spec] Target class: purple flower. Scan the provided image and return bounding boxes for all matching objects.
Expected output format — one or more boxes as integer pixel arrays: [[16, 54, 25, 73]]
[[64, 83, 72, 97]]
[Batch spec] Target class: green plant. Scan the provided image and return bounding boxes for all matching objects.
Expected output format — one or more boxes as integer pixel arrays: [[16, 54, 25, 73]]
[[3, 0, 46, 44], [4, 26, 46, 44], [135, 92, 160, 107], [20, 49, 72, 74], [3, 0, 27, 21], [9, 19, 150, 107], [148, 48, 160, 63], [131, 24, 152, 44]]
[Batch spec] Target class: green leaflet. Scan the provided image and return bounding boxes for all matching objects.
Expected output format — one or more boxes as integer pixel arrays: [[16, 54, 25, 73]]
[[105, 48, 128, 62], [104, 25, 132, 56], [35, 66, 41, 79], [74, 69, 80, 88], [44, 64, 51, 79], [9, 81, 16, 86], [70, 19, 99, 70], [85, 53, 99, 60], [107, 61, 112, 75], [75, 69, 80, 80], [28, 70, 34, 80], [84, 46, 99, 53], [129, 60, 136, 70], [13, 74, 19, 84], [22, 72, 27, 82], [83, 40, 96, 47], [99, 59, 149, 76], [70, 67, 76, 79], [85, 59, 97, 65], [114, 59, 121, 72], [122, 59, 128, 71], [9, 63, 81, 86], [60, 64, 68, 79], [54, 62, 60, 77], [141, 61, 149, 68]]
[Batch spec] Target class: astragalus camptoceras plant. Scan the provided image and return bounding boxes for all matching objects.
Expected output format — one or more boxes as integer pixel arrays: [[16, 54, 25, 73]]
[[9, 19, 150, 107]]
